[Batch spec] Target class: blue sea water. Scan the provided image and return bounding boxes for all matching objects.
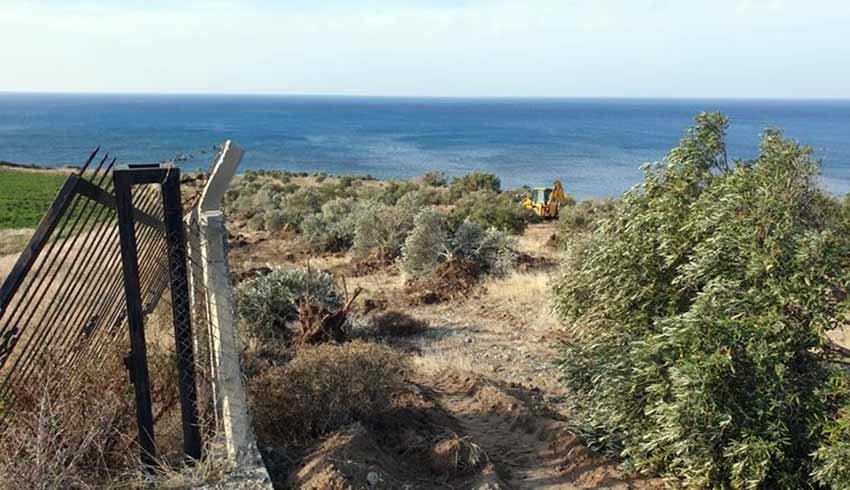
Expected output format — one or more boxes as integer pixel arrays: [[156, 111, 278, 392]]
[[1, 94, 849, 199]]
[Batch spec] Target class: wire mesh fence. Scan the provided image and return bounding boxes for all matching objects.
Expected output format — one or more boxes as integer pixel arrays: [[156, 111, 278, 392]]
[[0, 150, 218, 467]]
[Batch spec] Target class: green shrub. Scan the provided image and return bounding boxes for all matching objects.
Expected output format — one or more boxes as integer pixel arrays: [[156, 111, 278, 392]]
[[263, 210, 287, 233], [401, 208, 449, 275], [280, 182, 299, 194], [352, 192, 424, 261], [315, 181, 355, 203], [450, 189, 536, 234], [372, 180, 420, 205], [237, 267, 342, 341], [421, 171, 447, 187], [247, 214, 265, 231], [300, 198, 358, 252], [814, 385, 850, 489], [448, 171, 501, 200], [557, 198, 617, 241], [552, 112, 850, 488], [453, 221, 516, 277], [402, 208, 516, 278], [261, 181, 286, 194], [265, 188, 321, 231]]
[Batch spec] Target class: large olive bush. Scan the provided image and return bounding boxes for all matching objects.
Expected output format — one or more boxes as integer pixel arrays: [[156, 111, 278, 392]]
[[402, 207, 516, 278], [553, 113, 850, 489], [237, 267, 342, 341], [301, 197, 358, 252], [351, 191, 425, 261], [449, 189, 537, 234]]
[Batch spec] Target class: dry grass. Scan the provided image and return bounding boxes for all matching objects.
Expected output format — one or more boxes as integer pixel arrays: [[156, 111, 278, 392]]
[[0, 353, 137, 489], [138, 442, 234, 489], [372, 310, 430, 336], [0, 303, 198, 490], [412, 347, 489, 377], [479, 270, 560, 332], [515, 222, 559, 259], [0, 228, 32, 257], [248, 340, 406, 447], [0, 252, 18, 284]]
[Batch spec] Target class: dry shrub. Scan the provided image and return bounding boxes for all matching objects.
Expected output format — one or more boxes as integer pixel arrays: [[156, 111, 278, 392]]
[[249, 341, 406, 447], [294, 286, 362, 345], [0, 331, 200, 490], [237, 267, 343, 342], [372, 311, 429, 337], [0, 354, 136, 489], [404, 259, 482, 304], [429, 433, 487, 477]]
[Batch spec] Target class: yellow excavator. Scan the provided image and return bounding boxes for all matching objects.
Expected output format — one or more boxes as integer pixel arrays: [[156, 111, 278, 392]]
[[522, 180, 567, 219]]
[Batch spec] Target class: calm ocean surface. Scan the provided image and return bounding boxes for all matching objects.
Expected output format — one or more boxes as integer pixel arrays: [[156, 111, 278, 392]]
[[1, 94, 849, 199]]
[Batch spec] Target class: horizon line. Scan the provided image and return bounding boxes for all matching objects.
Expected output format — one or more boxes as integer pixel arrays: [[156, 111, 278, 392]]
[[1, 90, 849, 102]]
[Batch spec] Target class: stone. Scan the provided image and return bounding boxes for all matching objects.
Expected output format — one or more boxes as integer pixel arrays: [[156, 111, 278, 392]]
[[367, 471, 381, 486]]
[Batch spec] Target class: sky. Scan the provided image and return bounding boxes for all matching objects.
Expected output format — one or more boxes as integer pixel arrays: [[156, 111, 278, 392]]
[[1, 0, 849, 98]]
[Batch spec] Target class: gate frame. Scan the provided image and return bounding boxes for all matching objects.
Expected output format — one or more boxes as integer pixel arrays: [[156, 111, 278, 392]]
[[113, 164, 202, 465]]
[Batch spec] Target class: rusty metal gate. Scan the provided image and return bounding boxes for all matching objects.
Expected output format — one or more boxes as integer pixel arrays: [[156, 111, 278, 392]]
[[0, 150, 214, 466]]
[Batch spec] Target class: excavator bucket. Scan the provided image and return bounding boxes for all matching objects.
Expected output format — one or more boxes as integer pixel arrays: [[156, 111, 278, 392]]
[[523, 180, 567, 219], [550, 181, 566, 206]]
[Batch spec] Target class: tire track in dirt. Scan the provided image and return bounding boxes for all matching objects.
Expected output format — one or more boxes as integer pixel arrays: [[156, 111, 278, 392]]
[[425, 371, 659, 489]]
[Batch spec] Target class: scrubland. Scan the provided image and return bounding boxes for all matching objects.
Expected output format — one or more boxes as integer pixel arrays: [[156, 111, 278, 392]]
[[4, 112, 850, 489]]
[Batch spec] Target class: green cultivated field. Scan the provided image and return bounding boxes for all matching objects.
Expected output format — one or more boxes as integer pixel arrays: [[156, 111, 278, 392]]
[[0, 168, 67, 229]]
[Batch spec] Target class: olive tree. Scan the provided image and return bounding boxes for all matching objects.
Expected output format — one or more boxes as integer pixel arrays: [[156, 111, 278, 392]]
[[553, 113, 850, 489]]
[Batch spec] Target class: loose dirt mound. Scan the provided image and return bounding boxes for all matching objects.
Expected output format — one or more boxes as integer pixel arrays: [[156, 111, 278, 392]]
[[346, 257, 387, 277], [515, 252, 559, 273], [404, 260, 482, 305], [427, 371, 662, 490], [288, 381, 506, 489], [371, 310, 429, 337], [287, 369, 661, 490]]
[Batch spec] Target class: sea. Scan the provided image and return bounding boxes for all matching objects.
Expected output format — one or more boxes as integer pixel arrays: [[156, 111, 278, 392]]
[[1, 94, 849, 199]]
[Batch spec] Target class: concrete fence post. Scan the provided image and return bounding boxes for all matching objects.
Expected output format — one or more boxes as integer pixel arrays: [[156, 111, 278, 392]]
[[189, 141, 269, 482]]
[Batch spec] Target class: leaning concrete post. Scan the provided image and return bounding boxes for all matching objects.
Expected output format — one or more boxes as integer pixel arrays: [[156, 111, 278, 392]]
[[196, 142, 264, 469]]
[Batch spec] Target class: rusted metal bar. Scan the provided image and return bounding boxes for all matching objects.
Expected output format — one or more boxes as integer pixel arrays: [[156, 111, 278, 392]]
[[0, 164, 120, 376], [43, 184, 165, 366], [0, 160, 121, 387], [114, 169, 157, 467]]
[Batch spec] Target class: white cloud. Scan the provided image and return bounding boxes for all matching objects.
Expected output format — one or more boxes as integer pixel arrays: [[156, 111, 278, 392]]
[[0, 0, 848, 96]]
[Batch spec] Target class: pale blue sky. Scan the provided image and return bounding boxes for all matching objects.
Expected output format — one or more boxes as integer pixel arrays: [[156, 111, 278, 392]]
[[1, 0, 849, 97]]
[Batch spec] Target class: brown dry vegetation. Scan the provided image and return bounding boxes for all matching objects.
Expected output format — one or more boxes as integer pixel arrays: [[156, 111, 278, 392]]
[[248, 341, 406, 447], [0, 170, 656, 489], [371, 310, 430, 337], [221, 170, 662, 489]]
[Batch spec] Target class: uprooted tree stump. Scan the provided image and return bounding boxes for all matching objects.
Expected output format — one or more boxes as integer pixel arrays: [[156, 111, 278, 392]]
[[295, 284, 363, 345]]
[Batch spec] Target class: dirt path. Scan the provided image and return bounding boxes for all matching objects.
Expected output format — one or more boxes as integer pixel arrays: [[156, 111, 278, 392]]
[[393, 225, 662, 488], [235, 222, 662, 488], [420, 366, 654, 490]]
